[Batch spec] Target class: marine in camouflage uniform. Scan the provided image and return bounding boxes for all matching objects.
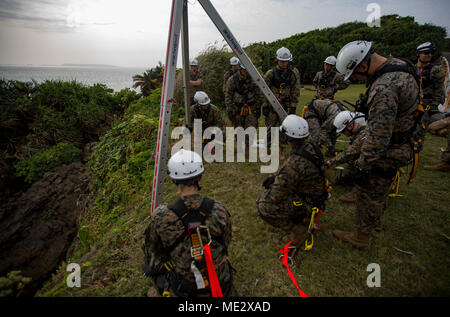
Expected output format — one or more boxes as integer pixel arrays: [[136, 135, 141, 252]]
[[303, 99, 347, 155], [328, 123, 368, 203], [328, 126, 368, 167], [190, 103, 226, 132], [224, 67, 262, 129], [142, 150, 232, 297], [312, 69, 350, 100], [414, 42, 446, 149], [223, 58, 241, 96], [262, 64, 301, 147], [189, 66, 203, 104], [333, 41, 420, 250], [257, 115, 328, 252]]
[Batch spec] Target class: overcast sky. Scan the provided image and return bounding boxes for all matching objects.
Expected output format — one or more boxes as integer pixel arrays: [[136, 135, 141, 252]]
[[0, 0, 449, 68]]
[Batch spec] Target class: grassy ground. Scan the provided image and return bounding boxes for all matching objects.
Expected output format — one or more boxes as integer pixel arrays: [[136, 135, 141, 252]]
[[38, 84, 450, 297]]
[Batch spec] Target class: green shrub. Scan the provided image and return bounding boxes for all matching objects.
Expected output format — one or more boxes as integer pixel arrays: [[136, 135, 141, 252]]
[[15, 142, 82, 183]]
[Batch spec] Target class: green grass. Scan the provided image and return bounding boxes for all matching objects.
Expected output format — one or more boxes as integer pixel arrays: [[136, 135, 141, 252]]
[[37, 84, 450, 297]]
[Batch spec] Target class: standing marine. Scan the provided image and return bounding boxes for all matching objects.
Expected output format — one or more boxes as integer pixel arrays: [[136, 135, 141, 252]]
[[333, 40, 421, 250], [262, 47, 301, 148], [312, 56, 350, 100]]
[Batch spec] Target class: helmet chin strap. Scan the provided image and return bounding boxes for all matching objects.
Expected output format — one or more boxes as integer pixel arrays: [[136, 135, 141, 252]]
[[354, 49, 374, 79]]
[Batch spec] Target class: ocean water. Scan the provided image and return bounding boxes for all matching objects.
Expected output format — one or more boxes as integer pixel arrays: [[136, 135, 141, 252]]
[[0, 66, 148, 92]]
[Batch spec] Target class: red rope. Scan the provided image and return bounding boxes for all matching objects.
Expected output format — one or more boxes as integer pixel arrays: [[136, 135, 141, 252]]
[[280, 241, 308, 297], [203, 244, 223, 297]]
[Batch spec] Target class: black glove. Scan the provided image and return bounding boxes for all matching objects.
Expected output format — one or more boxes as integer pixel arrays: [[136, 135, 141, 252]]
[[262, 106, 270, 117], [227, 111, 234, 121], [262, 175, 275, 189]]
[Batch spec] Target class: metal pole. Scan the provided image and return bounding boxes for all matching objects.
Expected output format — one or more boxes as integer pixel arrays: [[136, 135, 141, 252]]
[[181, 0, 191, 128], [151, 0, 183, 216], [197, 0, 287, 120]]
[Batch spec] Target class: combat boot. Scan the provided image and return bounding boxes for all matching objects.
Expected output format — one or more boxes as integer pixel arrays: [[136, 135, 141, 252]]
[[339, 189, 357, 203], [423, 161, 450, 172], [332, 229, 370, 250], [290, 224, 310, 248]]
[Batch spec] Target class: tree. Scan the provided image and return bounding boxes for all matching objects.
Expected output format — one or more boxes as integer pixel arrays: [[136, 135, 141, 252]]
[[132, 62, 164, 97]]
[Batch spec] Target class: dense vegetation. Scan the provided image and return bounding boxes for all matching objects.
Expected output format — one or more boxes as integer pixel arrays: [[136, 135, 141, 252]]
[[171, 14, 448, 109], [0, 79, 141, 198], [245, 14, 447, 83]]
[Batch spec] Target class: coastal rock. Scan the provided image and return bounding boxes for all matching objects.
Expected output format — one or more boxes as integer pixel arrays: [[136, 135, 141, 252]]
[[0, 162, 91, 296]]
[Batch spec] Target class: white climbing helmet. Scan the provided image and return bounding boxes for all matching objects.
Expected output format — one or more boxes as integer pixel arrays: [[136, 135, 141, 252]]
[[416, 42, 436, 54], [194, 91, 210, 105], [279, 114, 309, 139], [276, 47, 293, 62], [230, 56, 240, 65], [333, 111, 366, 133], [167, 149, 204, 181], [324, 56, 337, 66], [190, 58, 199, 66], [336, 40, 373, 81]]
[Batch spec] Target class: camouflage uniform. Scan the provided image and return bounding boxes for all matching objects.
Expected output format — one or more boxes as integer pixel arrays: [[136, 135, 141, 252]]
[[263, 66, 301, 145], [223, 69, 237, 96], [189, 69, 203, 103], [303, 99, 346, 153], [415, 63, 446, 142], [225, 72, 262, 129], [190, 103, 226, 132], [329, 126, 368, 167], [142, 193, 233, 297], [355, 56, 419, 234], [256, 142, 327, 232], [328, 126, 368, 184], [312, 70, 350, 99]]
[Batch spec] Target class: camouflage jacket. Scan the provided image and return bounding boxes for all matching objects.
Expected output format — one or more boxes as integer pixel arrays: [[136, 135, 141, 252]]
[[357, 57, 419, 171], [142, 194, 232, 293], [223, 69, 237, 95], [303, 99, 346, 144], [190, 103, 226, 131], [263, 66, 301, 110], [313, 70, 350, 99], [189, 69, 203, 96], [225, 72, 263, 116], [329, 126, 368, 166], [260, 142, 326, 207], [415, 63, 445, 108]]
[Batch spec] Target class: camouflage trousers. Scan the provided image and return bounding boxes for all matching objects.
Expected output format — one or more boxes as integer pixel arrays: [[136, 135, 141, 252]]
[[256, 190, 310, 232], [306, 117, 337, 153], [150, 260, 233, 297], [355, 171, 395, 234], [233, 114, 258, 150], [234, 114, 258, 130]]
